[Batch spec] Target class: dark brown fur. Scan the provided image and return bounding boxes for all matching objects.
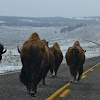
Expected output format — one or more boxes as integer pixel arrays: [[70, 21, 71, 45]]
[[42, 39, 55, 84], [65, 40, 85, 83], [0, 43, 7, 61], [19, 32, 49, 96], [50, 42, 63, 77]]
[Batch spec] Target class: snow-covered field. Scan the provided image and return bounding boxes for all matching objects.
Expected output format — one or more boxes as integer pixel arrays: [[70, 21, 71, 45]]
[[0, 24, 100, 73]]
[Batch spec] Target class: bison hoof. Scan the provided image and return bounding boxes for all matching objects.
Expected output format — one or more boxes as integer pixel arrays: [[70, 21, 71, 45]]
[[74, 80, 78, 84], [70, 81, 73, 84], [50, 75, 57, 78], [29, 91, 36, 97], [31, 93, 36, 97], [50, 75, 54, 78], [70, 79, 74, 83]]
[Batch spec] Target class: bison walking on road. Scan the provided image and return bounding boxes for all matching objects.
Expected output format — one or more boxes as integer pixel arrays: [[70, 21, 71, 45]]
[[18, 32, 50, 97], [50, 42, 63, 77], [65, 40, 85, 83], [42, 39, 55, 84]]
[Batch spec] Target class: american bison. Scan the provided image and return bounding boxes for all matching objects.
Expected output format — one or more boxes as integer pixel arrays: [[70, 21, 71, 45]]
[[50, 42, 63, 77], [42, 39, 55, 84], [0, 43, 7, 61], [18, 32, 50, 97], [65, 40, 85, 83]]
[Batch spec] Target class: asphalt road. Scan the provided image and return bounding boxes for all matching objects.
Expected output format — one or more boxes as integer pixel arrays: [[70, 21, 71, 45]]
[[0, 56, 100, 100]]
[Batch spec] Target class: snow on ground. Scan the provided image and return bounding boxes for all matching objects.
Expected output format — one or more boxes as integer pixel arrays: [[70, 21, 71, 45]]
[[0, 25, 100, 74], [0, 50, 22, 73], [0, 66, 21, 74]]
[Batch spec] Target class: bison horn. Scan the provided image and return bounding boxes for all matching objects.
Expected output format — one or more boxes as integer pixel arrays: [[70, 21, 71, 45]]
[[2, 48, 7, 54], [84, 50, 86, 52], [17, 45, 20, 53]]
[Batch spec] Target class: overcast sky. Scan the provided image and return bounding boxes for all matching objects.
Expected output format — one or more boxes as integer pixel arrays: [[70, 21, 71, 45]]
[[0, 0, 100, 17]]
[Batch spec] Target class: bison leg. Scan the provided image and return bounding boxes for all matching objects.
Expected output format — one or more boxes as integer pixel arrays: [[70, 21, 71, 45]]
[[26, 83, 31, 92], [50, 66, 54, 78], [29, 82, 37, 97], [70, 67, 77, 83], [72, 71, 78, 83], [70, 76, 75, 83], [42, 66, 50, 85], [36, 69, 44, 85], [70, 68, 74, 83], [54, 65, 60, 77], [29, 85, 37, 97], [77, 65, 83, 81], [29, 73, 38, 97]]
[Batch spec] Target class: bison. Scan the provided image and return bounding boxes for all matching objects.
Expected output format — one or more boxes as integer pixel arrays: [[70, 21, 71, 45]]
[[18, 32, 50, 97], [0, 43, 7, 61], [50, 42, 63, 77], [42, 39, 55, 84], [65, 40, 85, 83]]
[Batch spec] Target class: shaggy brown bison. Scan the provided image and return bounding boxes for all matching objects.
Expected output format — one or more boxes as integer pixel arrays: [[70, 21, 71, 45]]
[[65, 40, 85, 83], [50, 42, 63, 77], [42, 39, 55, 84], [18, 32, 50, 97], [0, 43, 7, 61]]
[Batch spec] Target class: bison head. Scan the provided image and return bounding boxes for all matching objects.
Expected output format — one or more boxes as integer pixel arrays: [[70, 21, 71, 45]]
[[42, 39, 49, 47]]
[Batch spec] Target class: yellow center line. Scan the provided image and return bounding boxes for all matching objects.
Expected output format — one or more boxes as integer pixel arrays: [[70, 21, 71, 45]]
[[46, 62, 100, 100], [82, 62, 100, 75], [91, 69, 94, 71], [59, 89, 70, 98], [82, 75, 86, 79], [46, 82, 70, 100]]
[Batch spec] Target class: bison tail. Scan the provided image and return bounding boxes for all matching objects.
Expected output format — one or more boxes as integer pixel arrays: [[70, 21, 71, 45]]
[[72, 46, 79, 65]]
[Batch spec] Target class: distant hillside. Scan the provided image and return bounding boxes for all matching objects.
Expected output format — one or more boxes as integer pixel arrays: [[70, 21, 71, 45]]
[[60, 23, 86, 33], [0, 16, 100, 27]]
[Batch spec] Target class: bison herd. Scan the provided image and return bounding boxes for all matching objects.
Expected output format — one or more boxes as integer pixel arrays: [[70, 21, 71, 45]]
[[0, 32, 86, 97]]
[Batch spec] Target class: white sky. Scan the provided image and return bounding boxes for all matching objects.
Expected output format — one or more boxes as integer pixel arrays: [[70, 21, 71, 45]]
[[0, 0, 100, 17]]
